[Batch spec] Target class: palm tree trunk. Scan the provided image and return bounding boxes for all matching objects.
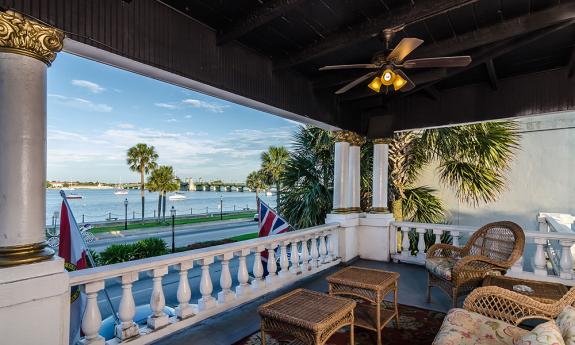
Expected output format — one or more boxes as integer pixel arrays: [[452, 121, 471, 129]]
[[157, 192, 162, 222], [162, 194, 167, 222], [140, 166, 145, 221], [275, 182, 280, 210], [255, 188, 259, 208], [392, 198, 403, 221]]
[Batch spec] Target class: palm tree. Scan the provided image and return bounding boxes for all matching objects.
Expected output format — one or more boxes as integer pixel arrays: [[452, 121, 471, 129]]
[[147, 165, 179, 222], [246, 170, 268, 205], [127, 143, 158, 221], [260, 146, 289, 209]]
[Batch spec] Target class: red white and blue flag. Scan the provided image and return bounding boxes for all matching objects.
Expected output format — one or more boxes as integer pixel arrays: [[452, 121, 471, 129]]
[[257, 198, 291, 264], [59, 197, 88, 345]]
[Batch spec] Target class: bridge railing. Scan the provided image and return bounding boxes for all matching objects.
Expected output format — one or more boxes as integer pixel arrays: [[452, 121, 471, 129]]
[[70, 223, 341, 345]]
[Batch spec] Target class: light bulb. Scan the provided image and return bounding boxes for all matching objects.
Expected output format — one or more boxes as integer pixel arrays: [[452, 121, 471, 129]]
[[368, 77, 382, 93]]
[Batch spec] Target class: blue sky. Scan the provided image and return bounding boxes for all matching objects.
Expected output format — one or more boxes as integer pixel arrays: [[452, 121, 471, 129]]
[[47, 53, 301, 183]]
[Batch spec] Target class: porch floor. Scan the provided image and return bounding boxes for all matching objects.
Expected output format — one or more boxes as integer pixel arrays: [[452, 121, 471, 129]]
[[154, 260, 452, 345]]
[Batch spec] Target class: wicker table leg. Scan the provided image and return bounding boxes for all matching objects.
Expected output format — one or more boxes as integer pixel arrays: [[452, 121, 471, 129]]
[[394, 282, 400, 328], [376, 300, 381, 345], [350, 318, 355, 345], [260, 320, 266, 345]]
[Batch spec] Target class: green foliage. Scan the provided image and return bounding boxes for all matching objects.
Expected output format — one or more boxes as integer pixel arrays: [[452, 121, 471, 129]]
[[99, 238, 168, 265], [261, 146, 289, 208], [148, 165, 179, 193], [402, 186, 445, 223], [87, 249, 100, 267], [246, 170, 268, 193]]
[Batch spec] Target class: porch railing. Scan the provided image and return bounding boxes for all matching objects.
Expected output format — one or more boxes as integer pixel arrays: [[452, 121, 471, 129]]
[[69, 223, 341, 345], [390, 221, 575, 286]]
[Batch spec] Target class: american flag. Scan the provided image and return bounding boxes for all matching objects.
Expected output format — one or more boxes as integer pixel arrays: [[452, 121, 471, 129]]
[[257, 198, 291, 265]]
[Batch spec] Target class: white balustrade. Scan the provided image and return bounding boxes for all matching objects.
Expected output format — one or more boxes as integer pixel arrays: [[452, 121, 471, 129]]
[[279, 242, 290, 278], [328, 232, 336, 261], [147, 266, 169, 329], [560, 240, 574, 279], [416, 228, 426, 259], [401, 227, 411, 258], [433, 229, 442, 244], [217, 252, 235, 303], [198, 257, 216, 311], [81, 281, 105, 345], [175, 261, 194, 319], [235, 248, 251, 297], [533, 238, 548, 276], [67, 223, 341, 345], [451, 231, 460, 247]]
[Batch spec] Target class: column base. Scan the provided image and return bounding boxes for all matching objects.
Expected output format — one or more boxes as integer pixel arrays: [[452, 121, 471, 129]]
[[359, 213, 394, 261], [147, 313, 169, 330], [115, 321, 139, 340], [175, 304, 194, 319], [198, 296, 216, 311], [217, 290, 235, 303], [326, 213, 360, 262], [370, 207, 389, 213], [0, 241, 54, 267]]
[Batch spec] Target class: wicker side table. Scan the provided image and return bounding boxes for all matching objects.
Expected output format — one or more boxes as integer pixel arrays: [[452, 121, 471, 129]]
[[482, 275, 568, 304], [327, 266, 400, 345], [258, 288, 356, 345]]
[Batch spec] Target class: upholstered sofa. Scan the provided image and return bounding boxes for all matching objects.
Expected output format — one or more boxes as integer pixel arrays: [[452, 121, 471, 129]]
[[433, 286, 575, 345]]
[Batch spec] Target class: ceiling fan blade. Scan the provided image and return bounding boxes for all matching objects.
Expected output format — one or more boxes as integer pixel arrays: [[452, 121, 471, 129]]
[[387, 38, 424, 63], [395, 69, 415, 92], [335, 71, 379, 94], [319, 64, 379, 71], [402, 56, 472, 69]]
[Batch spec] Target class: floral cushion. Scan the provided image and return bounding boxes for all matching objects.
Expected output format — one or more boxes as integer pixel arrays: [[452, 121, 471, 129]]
[[432, 308, 527, 345], [556, 306, 575, 345], [513, 321, 565, 345], [426, 257, 457, 281]]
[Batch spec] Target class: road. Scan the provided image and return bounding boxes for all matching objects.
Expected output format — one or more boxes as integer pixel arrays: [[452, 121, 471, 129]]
[[89, 219, 258, 252]]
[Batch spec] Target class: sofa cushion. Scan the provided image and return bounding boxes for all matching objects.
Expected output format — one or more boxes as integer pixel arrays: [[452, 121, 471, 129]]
[[556, 306, 575, 345], [513, 321, 565, 345], [432, 308, 527, 345], [426, 257, 457, 281]]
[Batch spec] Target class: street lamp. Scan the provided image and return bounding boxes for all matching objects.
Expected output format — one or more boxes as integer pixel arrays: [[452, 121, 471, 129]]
[[124, 198, 128, 230], [170, 206, 176, 253], [220, 194, 223, 220]]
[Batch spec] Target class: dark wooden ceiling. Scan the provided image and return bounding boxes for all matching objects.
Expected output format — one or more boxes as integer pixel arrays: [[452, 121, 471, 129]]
[[2, 0, 574, 136]]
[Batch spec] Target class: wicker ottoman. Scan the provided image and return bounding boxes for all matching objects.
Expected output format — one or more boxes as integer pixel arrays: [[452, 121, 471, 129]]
[[258, 288, 356, 345]]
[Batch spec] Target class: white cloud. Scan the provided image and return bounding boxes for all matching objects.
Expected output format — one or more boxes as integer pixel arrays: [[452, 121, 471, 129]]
[[166, 118, 178, 123], [154, 102, 178, 109], [117, 123, 135, 129], [71, 79, 105, 93], [184, 115, 192, 119], [48, 94, 112, 112], [182, 99, 229, 113]]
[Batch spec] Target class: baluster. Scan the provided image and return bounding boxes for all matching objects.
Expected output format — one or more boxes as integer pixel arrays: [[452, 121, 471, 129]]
[[534, 238, 548, 276], [416, 228, 426, 259], [115, 272, 139, 341], [401, 227, 410, 258], [301, 237, 310, 272], [310, 236, 320, 269], [319, 234, 328, 264], [290, 240, 301, 274], [433, 229, 442, 244], [327, 231, 336, 261], [560, 240, 574, 279], [266, 243, 278, 284], [147, 266, 169, 329], [81, 281, 105, 345], [217, 252, 235, 303], [279, 241, 290, 278], [451, 231, 460, 247], [235, 248, 251, 298], [175, 261, 194, 319], [510, 255, 524, 273], [198, 257, 216, 311], [251, 245, 266, 290]]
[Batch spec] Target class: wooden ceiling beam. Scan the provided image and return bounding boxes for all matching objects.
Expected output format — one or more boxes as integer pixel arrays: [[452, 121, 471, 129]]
[[568, 46, 575, 79], [217, 0, 306, 45], [274, 0, 479, 70], [423, 87, 441, 100], [485, 59, 498, 90]]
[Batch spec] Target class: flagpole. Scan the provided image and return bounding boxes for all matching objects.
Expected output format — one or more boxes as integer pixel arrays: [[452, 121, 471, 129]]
[[60, 190, 120, 324]]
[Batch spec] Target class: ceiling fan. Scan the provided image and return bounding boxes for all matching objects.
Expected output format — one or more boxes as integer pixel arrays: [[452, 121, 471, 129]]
[[318, 28, 472, 94]]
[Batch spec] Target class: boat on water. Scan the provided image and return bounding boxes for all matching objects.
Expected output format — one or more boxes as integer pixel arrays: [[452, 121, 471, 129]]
[[168, 192, 187, 201], [66, 193, 83, 199], [114, 189, 128, 195]]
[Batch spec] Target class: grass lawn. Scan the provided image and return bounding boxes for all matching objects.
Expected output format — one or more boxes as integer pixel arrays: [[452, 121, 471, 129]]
[[89, 212, 255, 234], [175, 232, 259, 252]]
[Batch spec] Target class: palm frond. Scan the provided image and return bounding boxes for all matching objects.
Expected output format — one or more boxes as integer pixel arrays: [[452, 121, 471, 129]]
[[402, 186, 445, 223]]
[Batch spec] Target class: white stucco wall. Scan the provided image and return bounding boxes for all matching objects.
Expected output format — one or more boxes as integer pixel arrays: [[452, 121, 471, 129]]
[[416, 111, 575, 231]]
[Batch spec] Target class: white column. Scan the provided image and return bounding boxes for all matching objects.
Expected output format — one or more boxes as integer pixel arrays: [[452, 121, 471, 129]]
[[559, 240, 574, 280], [235, 248, 251, 297], [401, 227, 411, 258], [319, 234, 328, 264], [175, 261, 194, 319], [371, 140, 390, 213], [217, 253, 235, 303], [311, 236, 320, 269], [265, 243, 278, 285], [115, 272, 139, 340], [198, 257, 216, 311], [251, 245, 266, 290], [147, 266, 169, 330], [290, 240, 300, 274], [278, 242, 290, 278], [416, 228, 426, 260], [301, 238, 310, 272], [451, 231, 461, 247], [347, 143, 362, 212], [80, 281, 105, 345], [332, 134, 350, 212], [533, 238, 548, 276]]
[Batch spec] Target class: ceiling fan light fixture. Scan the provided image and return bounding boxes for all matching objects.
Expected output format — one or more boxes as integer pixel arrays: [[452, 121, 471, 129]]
[[368, 77, 382, 93], [381, 69, 395, 86], [393, 74, 407, 91]]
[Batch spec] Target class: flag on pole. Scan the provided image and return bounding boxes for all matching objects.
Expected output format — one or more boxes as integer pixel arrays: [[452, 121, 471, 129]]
[[257, 198, 290, 269], [59, 197, 88, 345]]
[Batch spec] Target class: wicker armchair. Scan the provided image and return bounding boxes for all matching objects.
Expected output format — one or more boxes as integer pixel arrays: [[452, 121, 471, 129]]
[[464, 285, 575, 326], [425, 221, 525, 307]]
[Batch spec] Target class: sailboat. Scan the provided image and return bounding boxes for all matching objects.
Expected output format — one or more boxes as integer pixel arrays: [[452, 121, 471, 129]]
[[114, 181, 128, 195]]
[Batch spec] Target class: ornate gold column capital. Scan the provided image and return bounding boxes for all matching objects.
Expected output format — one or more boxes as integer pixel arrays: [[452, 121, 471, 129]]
[[333, 130, 366, 146], [0, 10, 64, 65], [373, 138, 393, 144]]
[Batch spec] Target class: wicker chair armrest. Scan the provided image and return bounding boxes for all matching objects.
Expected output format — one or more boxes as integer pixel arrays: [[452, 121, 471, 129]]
[[426, 243, 465, 260], [452, 255, 507, 276], [463, 286, 556, 326]]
